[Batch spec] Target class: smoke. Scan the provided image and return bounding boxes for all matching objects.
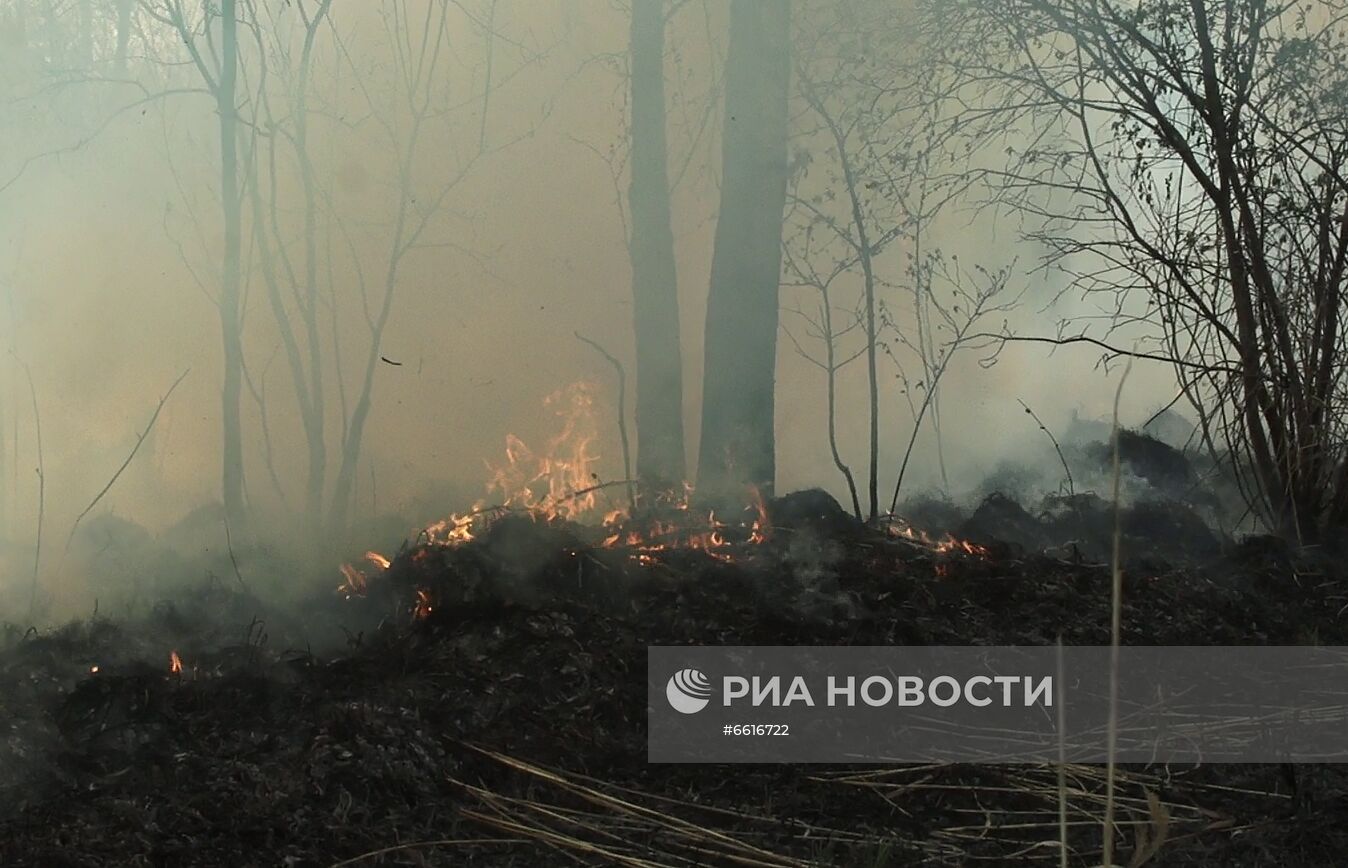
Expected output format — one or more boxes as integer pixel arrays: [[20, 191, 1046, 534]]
[[0, 1, 1194, 621]]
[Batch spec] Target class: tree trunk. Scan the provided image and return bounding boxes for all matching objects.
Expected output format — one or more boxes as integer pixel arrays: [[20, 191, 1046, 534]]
[[696, 0, 790, 499], [218, 0, 246, 532], [293, 20, 327, 545], [114, 0, 132, 75], [0, 390, 6, 541], [327, 169, 409, 538], [628, 0, 686, 492]]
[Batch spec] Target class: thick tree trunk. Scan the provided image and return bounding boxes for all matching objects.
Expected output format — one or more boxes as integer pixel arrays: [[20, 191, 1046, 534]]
[[696, 0, 790, 499], [628, 0, 686, 491], [218, 0, 246, 532]]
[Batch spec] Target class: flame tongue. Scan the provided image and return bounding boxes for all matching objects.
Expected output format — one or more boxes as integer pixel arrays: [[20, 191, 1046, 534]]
[[883, 516, 990, 560], [486, 382, 601, 522], [336, 382, 793, 599], [597, 486, 773, 566]]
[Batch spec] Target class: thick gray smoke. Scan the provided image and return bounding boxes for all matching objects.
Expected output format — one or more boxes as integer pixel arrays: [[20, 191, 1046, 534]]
[[0, 1, 1190, 621]]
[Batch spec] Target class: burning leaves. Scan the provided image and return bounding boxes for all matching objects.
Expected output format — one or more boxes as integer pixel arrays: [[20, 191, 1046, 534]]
[[413, 589, 434, 620], [336, 551, 394, 598], [883, 516, 991, 560], [596, 490, 772, 567], [337, 563, 369, 599], [339, 382, 611, 602], [335, 384, 996, 613], [485, 382, 603, 521]]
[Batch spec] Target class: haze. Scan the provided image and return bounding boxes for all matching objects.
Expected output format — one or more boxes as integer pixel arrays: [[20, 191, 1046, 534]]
[[0, 0, 1188, 618]]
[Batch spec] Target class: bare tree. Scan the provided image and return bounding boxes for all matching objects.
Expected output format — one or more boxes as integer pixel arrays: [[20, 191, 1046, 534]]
[[242, 0, 334, 545], [325, 0, 545, 536], [144, 0, 248, 532], [783, 0, 1013, 520], [929, 0, 1348, 541]]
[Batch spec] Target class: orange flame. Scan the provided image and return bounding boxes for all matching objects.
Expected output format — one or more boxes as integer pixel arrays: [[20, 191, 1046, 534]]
[[485, 382, 602, 521], [337, 563, 368, 598], [337, 385, 797, 595], [883, 516, 990, 560], [748, 485, 772, 545], [169, 651, 183, 675], [598, 486, 772, 566], [423, 510, 478, 545]]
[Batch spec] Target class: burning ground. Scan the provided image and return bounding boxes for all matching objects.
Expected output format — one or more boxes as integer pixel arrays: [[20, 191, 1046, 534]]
[[1, 398, 1345, 866], [2, 480, 1348, 866]]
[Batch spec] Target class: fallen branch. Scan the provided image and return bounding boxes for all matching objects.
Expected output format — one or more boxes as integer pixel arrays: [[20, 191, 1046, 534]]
[[1018, 399, 1074, 498], [23, 363, 44, 619], [223, 513, 249, 592], [64, 369, 190, 553], [575, 332, 635, 509]]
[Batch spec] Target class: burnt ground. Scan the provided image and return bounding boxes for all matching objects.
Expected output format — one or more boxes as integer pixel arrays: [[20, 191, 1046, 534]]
[[2, 492, 1347, 866]]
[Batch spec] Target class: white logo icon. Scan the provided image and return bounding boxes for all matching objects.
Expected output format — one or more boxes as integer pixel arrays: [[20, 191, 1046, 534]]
[[666, 668, 713, 714]]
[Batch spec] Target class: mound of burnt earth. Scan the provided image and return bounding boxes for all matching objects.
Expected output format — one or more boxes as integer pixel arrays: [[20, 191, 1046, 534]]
[[959, 492, 1051, 555], [1, 493, 1346, 866], [954, 490, 1226, 565]]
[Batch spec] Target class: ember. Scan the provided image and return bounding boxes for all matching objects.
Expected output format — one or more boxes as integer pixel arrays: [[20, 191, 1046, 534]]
[[337, 563, 369, 598], [883, 516, 991, 559], [413, 588, 434, 620]]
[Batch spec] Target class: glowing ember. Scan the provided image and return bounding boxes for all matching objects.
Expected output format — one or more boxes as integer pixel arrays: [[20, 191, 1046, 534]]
[[413, 588, 434, 620], [882, 516, 991, 561], [337, 562, 368, 598], [365, 551, 391, 570], [423, 511, 478, 545], [598, 489, 771, 566], [89, 665, 99, 675], [169, 651, 183, 675], [748, 485, 772, 545], [935, 537, 990, 557]]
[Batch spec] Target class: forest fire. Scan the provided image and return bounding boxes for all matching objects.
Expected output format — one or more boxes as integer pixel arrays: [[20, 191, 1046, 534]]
[[8, 0, 1348, 864], [596, 491, 771, 566], [335, 379, 997, 601], [337, 563, 369, 598], [338, 383, 777, 595], [883, 517, 992, 559]]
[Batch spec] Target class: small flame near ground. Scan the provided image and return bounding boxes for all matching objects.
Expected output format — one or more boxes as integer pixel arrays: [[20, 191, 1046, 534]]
[[882, 516, 991, 558], [169, 651, 183, 675], [413, 588, 434, 620], [339, 381, 992, 606]]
